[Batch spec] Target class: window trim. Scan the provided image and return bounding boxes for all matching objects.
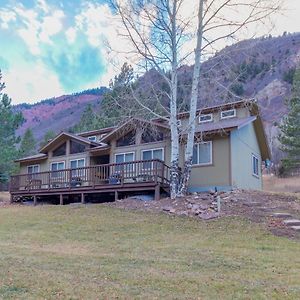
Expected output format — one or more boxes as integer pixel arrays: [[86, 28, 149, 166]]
[[50, 161, 66, 178], [114, 152, 135, 164], [141, 148, 164, 170], [192, 141, 213, 166], [220, 109, 236, 119], [27, 164, 40, 174], [252, 154, 260, 178], [142, 148, 164, 161], [199, 113, 213, 124], [70, 158, 86, 169], [87, 136, 97, 142]]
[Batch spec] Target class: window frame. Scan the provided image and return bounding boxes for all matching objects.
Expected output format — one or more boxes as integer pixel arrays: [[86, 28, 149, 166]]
[[114, 152, 135, 174], [141, 148, 164, 170], [27, 164, 40, 174], [252, 154, 260, 178], [192, 141, 213, 166], [220, 109, 236, 119], [70, 158, 85, 178], [50, 161, 66, 178], [199, 113, 213, 124]]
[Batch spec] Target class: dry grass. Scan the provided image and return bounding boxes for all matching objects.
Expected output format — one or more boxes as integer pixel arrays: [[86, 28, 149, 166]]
[[0, 204, 299, 299], [263, 175, 300, 194]]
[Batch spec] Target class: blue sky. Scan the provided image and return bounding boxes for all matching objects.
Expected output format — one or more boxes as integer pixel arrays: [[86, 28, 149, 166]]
[[0, 0, 299, 104]]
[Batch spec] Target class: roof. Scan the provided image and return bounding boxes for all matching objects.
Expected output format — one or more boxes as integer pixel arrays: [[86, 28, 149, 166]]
[[193, 115, 270, 160], [39, 132, 100, 153], [195, 116, 257, 134], [78, 126, 117, 137], [15, 153, 48, 163]]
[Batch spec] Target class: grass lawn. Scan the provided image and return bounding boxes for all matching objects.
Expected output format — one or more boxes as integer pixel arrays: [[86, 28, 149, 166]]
[[0, 205, 299, 299]]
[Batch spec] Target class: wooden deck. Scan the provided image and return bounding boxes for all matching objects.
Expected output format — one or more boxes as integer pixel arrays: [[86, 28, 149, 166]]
[[10, 160, 170, 203]]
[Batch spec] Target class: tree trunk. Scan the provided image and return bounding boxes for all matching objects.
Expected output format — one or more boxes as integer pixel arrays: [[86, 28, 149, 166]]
[[169, 0, 180, 199], [179, 0, 204, 196]]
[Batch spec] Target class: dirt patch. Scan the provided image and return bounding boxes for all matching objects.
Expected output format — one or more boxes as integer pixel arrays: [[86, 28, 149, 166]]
[[105, 190, 300, 239]]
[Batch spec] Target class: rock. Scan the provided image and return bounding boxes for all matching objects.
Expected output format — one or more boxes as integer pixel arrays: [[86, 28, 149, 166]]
[[163, 206, 172, 212], [187, 203, 193, 209], [199, 204, 210, 210], [199, 212, 219, 220], [291, 226, 300, 231], [283, 219, 300, 226], [272, 212, 292, 218], [169, 208, 176, 214], [176, 211, 189, 216]]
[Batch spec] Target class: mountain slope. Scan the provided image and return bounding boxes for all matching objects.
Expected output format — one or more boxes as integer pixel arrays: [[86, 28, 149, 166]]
[[15, 33, 300, 161], [15, 88, 107, 141]]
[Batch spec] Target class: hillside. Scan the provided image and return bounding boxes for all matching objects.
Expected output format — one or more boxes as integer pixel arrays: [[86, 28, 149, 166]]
[[15, 33, 300, 159], [14, 88, 107, 141]]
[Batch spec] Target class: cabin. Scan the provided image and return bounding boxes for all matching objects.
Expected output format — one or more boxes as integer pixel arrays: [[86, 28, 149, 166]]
[[10, 100, 270, 204]]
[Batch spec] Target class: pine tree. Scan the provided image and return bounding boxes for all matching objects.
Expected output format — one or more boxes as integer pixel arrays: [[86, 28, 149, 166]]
[[0, 71, 24, 181], [71, 104, 104, 133], [19, 128, 36, 157], [39, 130, 56, 148], [278, 68, 300, 171]]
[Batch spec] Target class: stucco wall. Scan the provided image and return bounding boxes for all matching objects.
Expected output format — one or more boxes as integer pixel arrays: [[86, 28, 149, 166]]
[[230, 123, 262, 190]]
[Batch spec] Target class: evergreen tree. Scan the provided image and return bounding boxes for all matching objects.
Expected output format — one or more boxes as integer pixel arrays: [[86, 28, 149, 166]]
[[19, 128, 36, 157], [0, 71, 24, 181], [39, 130, 56, 148], [71, 104, 104, 133], [278, 69, 300, 170]]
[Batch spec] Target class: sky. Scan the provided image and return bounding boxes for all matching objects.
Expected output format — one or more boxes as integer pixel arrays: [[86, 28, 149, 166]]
[[0, 0, 299, 105]]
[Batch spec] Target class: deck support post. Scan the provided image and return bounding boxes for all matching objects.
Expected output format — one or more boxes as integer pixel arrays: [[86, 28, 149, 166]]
[[81, 193, 85, 204], [59, 194, 63, 205], [10, 194, 14, 204], [154, 185, 160, 201], [115, 191, 118, 201], [33, 195, 37, 206]]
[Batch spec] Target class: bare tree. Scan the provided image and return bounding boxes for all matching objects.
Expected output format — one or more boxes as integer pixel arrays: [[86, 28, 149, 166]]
[[110, 0, 283, 198]]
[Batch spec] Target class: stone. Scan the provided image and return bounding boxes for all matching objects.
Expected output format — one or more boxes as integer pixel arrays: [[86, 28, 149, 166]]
[[272, 212, 292, 218], [169, 208, 176, 214], [291, 226, 300, 231], [163, 206, 172, 212], [187, 203, 193, 209], [199, 212, 219, 220], [283, 219, 300, 226]]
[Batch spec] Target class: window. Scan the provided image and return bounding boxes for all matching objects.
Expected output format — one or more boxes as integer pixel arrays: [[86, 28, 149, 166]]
[[142, 148, 164, 169], [53, 142, 66, 157], [88, 136, 97, 142], [27, 165, 39, 174], [51, 162, 65, 178], [141, 129, 164, 144], [116, 131, 135, 147], [192, 141, 212, 165], [221, 109, 236, 119], [199, 114, 213, 123], [70, 159, 85, 177], [252, 154, 259, 177], [70, 140, 86, 154], [27, 165, 40, 179], [115, 152, 135, 173]]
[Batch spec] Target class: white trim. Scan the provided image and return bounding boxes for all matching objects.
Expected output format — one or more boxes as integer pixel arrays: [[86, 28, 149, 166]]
[[192, 141, 213, 166], [70, 158, 86, 168], [87, 136, 97, 142], [114, 152, 135, 163], [177, 120, 182, 127], [141, 148, 164, 161], [252, 154, 260, 178], [221, 109, 236, 119], [199, 113, 213, 123], [27, 164, 40, 174]]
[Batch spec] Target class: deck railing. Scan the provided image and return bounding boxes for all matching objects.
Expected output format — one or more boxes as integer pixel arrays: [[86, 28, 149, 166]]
[[10, 159, 170, 193]]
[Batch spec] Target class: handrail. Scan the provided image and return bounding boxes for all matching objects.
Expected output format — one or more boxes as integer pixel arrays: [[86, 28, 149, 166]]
[[10, 159, 170, 192]]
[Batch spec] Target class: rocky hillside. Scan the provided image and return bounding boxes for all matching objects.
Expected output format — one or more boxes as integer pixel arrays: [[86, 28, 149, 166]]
[[15, 33, 300, 160], [14, 88, 107, 141]]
